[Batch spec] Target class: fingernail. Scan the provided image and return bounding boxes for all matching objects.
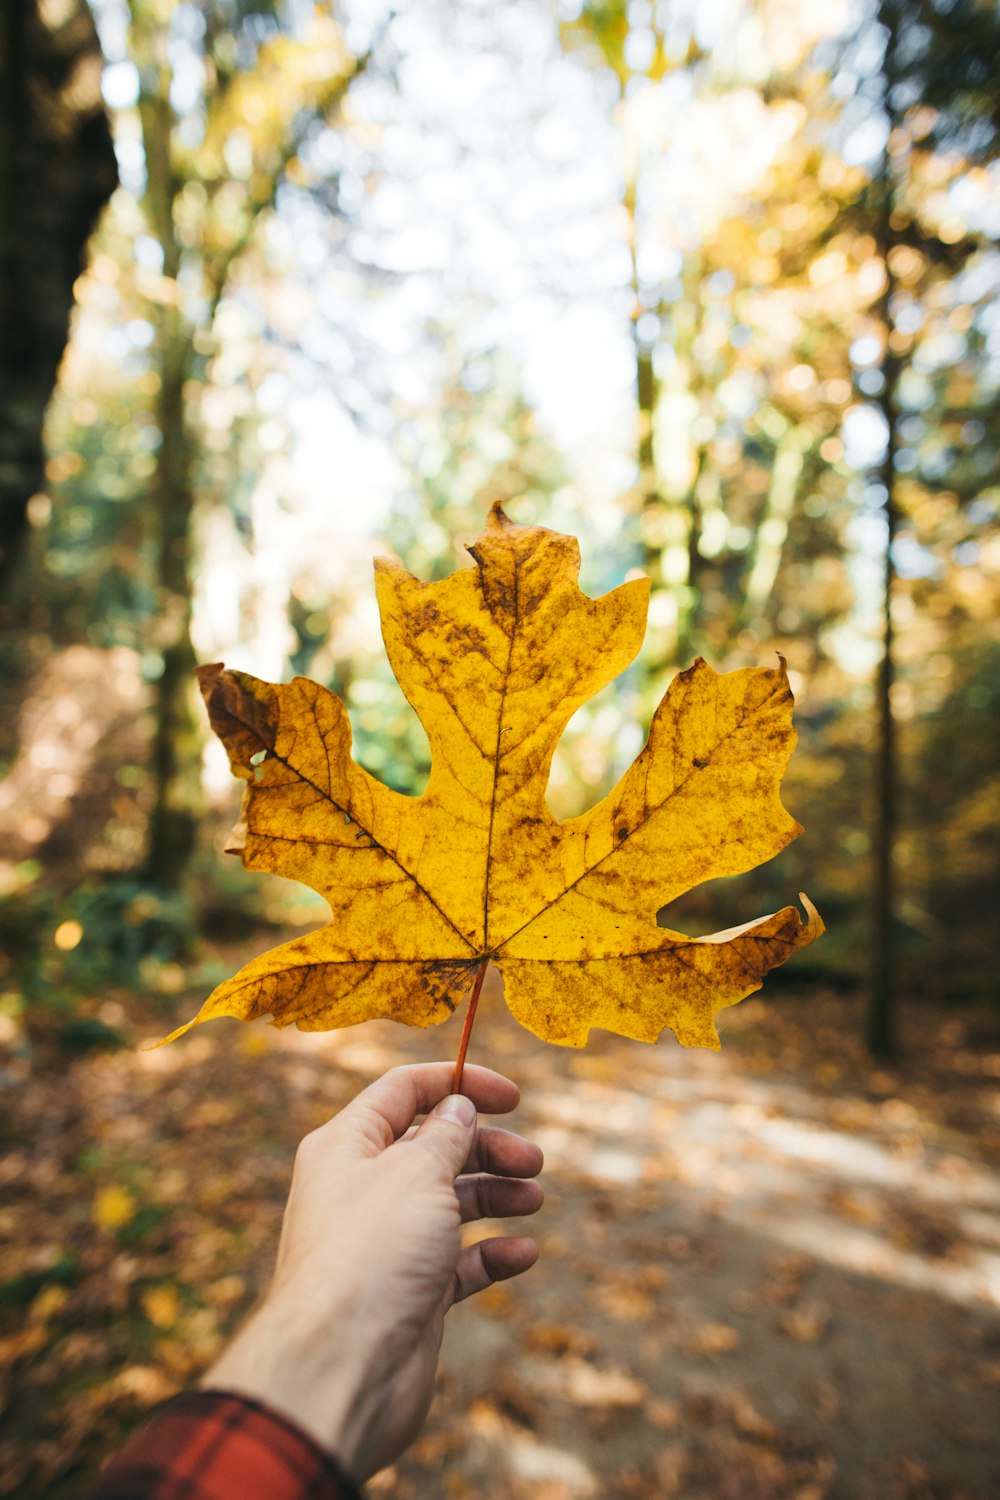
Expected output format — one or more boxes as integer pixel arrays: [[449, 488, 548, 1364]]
[[433, 1094, 477, 1127]]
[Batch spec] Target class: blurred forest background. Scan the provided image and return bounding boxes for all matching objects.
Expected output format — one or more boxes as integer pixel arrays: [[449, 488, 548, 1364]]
[[1, 0, 998, 1053], [2, 0, 1000, 1497]]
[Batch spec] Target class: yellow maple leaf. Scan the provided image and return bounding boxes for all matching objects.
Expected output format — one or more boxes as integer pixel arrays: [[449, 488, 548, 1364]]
[[165, 507, 821, 1055]]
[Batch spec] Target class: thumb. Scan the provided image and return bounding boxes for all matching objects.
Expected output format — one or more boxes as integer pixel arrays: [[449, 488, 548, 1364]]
[[411, 1093, 477, 1177]]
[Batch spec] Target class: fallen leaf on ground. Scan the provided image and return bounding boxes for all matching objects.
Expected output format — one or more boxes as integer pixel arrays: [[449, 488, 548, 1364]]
[[93, 1185, 135, 1231], [645, 1396, 682, 1430], [594, 1282, 654, 1320], [686, 1321, 743, 1355], [560, 1357, 646, 1408], [808, 1379, 841, 1421], [141, 1284, 181, 1330], [778, 1302, 830, 1345], [523, 1323, 598, 1358], [525, 1354, 646, 1407]]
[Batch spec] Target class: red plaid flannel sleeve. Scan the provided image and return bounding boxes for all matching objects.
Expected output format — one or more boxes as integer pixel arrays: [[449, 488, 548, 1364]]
[[86, 1389, 363, 1500]]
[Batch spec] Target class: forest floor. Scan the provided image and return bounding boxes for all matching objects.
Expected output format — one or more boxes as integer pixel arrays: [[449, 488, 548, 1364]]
[[2, 955, 1000, 1500]]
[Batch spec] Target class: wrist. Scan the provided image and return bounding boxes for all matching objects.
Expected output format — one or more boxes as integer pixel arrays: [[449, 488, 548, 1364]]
[[203, 1290, 379, 1482]]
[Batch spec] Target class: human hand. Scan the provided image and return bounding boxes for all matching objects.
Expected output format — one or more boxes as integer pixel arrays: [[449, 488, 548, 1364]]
[[202, 1062, 543, 1483]]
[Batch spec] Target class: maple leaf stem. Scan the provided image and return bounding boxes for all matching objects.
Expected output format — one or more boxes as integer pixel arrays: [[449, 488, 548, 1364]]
[[452, 959, 489, 1096]]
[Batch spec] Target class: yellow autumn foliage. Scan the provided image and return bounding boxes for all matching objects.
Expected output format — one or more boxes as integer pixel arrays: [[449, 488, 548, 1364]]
[[164, 507, 821, 1051]]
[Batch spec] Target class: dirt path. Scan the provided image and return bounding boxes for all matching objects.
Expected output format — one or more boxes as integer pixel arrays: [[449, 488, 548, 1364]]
[[2, 968, 998, 1499]]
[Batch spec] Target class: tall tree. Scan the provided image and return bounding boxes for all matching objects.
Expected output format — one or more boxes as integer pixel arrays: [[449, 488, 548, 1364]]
[[122, 0, 357, 888], [868, 0, 904, 1060], [0, 0, 116, 600], [845, 0, 1000, 1056]]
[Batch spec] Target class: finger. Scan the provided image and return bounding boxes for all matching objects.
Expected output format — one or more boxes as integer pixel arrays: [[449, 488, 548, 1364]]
[[409, 1093, 478, 1176], [456, 1174, 544, 1225], [447, 1236, 539, 1308], [463, 1126, 543, 1180], [334, 1063, 519, 1155]]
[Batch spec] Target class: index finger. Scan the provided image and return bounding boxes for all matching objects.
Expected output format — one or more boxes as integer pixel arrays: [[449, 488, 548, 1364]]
[[337, 1062, 520, 1155]]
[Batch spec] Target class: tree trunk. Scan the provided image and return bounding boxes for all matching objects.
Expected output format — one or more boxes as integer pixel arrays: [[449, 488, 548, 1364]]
[[624, 151, 667, 663], [128, 3, 357, 890], [132, 11, 201, 891], [0, 0, 115, 602], [869, 0, 901, 1060], [626, 148, 702, 678], [737, 426, 811, 636], [144, 310, 201, 890]]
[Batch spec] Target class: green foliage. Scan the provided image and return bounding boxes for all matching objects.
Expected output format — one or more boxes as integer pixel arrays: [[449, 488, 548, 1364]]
[[40, 402, 156, 651], [63, 880, 195, 987], [0, 1254, 80, 1310], [559, 0, 683, 87], [901, 0, 1000, 160], [0, 877, 196, 1051], [907, 639, 1000, 997]]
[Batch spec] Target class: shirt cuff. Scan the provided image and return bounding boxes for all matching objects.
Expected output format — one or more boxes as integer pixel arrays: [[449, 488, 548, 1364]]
[[87, 1388, 363, 1500]]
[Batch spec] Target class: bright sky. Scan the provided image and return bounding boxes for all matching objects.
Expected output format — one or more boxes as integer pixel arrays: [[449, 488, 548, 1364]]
[[272, 0, 637, 541]]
